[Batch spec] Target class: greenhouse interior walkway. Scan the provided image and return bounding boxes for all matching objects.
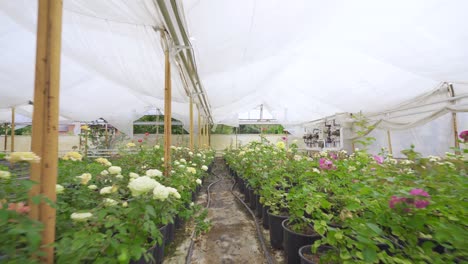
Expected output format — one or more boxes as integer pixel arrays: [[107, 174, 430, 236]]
[[165, 159, 283, 264]]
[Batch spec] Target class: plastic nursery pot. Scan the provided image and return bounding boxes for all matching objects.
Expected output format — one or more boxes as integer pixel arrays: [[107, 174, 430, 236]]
[[267, 210, 288, 249], [131, 225, 167, 264], [174, 215, 183, 229], [243, 186, 251, 203], [282, 219, 321, 264], [262, 206, 270, 229], [298, 245, 336, 264], [238, 178, 246, 193], [255, 196, 263, 218], [248, 188, 257, 210], [191, 191, 197, 202], [165, 222, 175, 245]]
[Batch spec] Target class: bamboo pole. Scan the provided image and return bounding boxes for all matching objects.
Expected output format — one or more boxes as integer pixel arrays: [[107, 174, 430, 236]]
[[198, 108, 201, 149], [4, 125, 7, 151], [104, 123, 109, 148], [162, 33, 172, 176], [11, 107, 15, 152], [386, 130, 393, 155], [189, 97, 194, 151], [452, 112, 460, 151], [29, 0, 63, 262]]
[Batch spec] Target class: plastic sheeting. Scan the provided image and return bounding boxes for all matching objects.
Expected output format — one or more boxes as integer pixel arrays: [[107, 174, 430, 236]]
[[0, 0, 195, 136], [184, 0, 468, 125], [1, 0, 468, 141]]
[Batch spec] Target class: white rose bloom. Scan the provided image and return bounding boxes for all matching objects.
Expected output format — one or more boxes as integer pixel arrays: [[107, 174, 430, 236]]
[[122, 201, 128, 207], [71, 212, 93, 221], [174, 161, 180, 165], [88, 184, 98, 190], [146, 169, 163, 178], [196, 178, 202, 185], [196, 153, 202, 157], [190, 202, 195, 207], [99, 186, 113, 195], [129, 172, 139, 178], [101, 170, 109, 176], [56, 184, 64, 194], [179, 165, 185, 168], [106, 161, 112, 167], [127, 176, 159, 196], [189, 152, 193, 156], [170, 146, 177, 150], [166, 187, 181, 199], [154, 145, 160, 149], [0, 170, 11, 180], [153, 185, 170, 201], [171, 170, 175, 174], [77, 173, 92, 185], [180, 159, 187, 163], [103, 198, 118, 207], [116, 174, 124, 179], [161, 157, 164, 162], [201, 165, 208, 171], [187, 167, 196, 174], [313, 168, 321, 174], [108, 166, 122, 175]]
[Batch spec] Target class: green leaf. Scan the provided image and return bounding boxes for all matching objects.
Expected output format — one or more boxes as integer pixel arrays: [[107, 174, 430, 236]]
[[145, 205, 156, 217], [362, 247, 377, 263], [366, 223, 382, 235]]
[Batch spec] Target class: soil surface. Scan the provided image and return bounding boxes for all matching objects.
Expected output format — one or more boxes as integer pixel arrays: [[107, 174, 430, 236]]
[[165, 158, 284, 264]]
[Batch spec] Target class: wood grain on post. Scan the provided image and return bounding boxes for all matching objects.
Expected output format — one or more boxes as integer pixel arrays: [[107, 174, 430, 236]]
[[189, 97, 194, 151], [11, 107, 15, 152], [163, 33, 172, 176], [29, 0, 63, 263]]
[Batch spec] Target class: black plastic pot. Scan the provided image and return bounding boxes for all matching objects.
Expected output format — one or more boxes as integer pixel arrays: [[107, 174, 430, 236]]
[[255, 196, 263, 218], [165, 222, 175, 245], [238, 178, 245, 193], [262, 206, 270, 229], [248, 188, 257, 210], [191, 191, 197, 202], [283, 219, 321, 264], [298, 245, 336, 264], [243, 186, 250, 203], [131, 225, 166, 264], [267, 210, 288, 249], [174, 215, 183, 229]]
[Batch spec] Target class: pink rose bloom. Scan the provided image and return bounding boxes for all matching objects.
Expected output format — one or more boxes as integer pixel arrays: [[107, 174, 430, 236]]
[[319, 158, 336, 170], [138, 139, 143, 143], [389, 196, 407, 209], [459, 130, 468, 142], [373, 155, 384, 164], [330, 153, 338, 160], [414, 200, 430, 209], [281, 136, 287, 141], [409, 188, 430, 197]]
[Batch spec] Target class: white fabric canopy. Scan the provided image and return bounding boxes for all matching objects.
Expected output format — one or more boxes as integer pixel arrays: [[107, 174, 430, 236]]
[[1, 0, 468, 138]]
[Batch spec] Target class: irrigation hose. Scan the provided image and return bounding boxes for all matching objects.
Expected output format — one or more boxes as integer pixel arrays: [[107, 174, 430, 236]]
[[229, 179, 276, 264], [185, 162, 223, 264]]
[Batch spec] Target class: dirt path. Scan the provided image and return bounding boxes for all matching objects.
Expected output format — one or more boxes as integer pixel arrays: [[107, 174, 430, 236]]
[[189, 159, 265, 264]]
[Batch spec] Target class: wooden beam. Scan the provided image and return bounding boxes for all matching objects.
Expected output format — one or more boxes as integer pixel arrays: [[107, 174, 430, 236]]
[[189, 97, 194, 151], [387, 130, 393, 155], [198, 108, 201, 149], [163, 32, 172, 176], [11, 107, 15, 152], [29, 0, 63, 263]]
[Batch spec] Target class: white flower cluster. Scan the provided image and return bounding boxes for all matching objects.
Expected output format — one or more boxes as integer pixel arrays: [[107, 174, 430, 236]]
[[95, 158, 112, 166], [187, 167, 196, 174], [77, 173, 92, 185], [201, 165, 208, 171], [103, 198, 118, 207], [56, 184, 64, 194], [129, 172, 139, 178], [196, 178, 202, 185], [146, 169, 163, 177], [71, 212, 93, 221], [128, 176, 158, 196], [0, 170, 11, 180], [108, 166, 122, 175]]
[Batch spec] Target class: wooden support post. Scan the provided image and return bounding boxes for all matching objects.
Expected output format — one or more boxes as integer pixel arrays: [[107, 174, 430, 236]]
[[162, 33, 172, 176], [452, 112, 460, 152], [104, 123, 109, 149], [4, 125, 7, 151], [189, 97, 194, 151], [29, 0, 63, 263], [386, 130, 393, 155], [11, 107, 15, 152], [198, 109, 201, 149], [206, 122, 209, 148]]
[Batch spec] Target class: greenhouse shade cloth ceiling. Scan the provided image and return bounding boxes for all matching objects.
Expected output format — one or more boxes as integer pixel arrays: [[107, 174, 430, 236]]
[[1, 0, 468, 132]]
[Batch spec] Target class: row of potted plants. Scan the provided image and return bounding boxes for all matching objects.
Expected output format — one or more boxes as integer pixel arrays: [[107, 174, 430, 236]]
[[0, 138, 215, 263], [225, 136, 467, 264]]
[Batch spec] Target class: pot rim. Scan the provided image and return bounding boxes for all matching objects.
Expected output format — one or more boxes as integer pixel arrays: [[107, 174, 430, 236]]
[[282, 219, 321, 238]]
